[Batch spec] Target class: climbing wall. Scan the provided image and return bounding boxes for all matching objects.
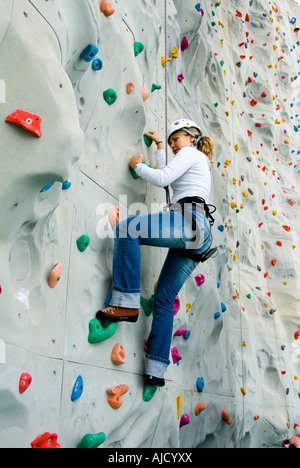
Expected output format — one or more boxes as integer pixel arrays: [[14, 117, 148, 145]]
[[0, 0, 300, 448]]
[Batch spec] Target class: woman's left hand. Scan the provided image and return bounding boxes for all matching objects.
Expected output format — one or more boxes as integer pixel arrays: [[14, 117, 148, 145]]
[[129, 153, 143, 169]]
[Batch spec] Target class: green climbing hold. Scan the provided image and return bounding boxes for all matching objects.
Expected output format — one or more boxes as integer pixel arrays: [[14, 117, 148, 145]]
[[143, 384, 159, 402], [143, 133, 154, 147], [134, 42, 144, 57], [129, 160, 151, 180], [76, 235, 90, 252], [76, 432, 106, 448], [151, 83, 162, 92], [140, 296, 154, 316], [88, 318, 117, 343], [103, 88, 118, 105]]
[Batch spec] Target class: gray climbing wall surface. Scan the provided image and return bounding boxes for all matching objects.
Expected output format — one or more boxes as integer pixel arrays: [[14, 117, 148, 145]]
[[0, 0, 299, 448]]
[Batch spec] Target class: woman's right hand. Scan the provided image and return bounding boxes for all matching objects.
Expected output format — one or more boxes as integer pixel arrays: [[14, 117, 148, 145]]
[[144, 131, 161, 145]]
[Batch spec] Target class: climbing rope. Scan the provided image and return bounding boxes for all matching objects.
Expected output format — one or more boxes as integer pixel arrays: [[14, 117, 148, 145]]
[[163, 0, 171, 205]]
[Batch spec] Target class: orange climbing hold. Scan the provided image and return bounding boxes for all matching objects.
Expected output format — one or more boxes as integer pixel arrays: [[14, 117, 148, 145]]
[[100, 0, 115, 16], [111, 343, 127, 365], [106, 384, 129, 410], [126, 82, 135, 94], [194, 402, 206, 416], [222, 408, 232, 425], [48, 263, 63, 288]]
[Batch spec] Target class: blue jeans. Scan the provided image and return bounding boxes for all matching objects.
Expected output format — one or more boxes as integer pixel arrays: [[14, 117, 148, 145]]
[[109, 208, 212, 379]]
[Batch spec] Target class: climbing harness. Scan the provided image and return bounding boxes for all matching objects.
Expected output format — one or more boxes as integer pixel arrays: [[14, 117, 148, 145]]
[[169, 196, 218, 263]]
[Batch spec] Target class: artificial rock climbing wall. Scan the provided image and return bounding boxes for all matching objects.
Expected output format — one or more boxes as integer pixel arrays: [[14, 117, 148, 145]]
[[0, 0, 300, 449]]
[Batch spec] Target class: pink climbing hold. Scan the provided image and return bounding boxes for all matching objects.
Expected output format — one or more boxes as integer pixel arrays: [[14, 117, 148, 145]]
[[171, 347, 182, 364], [174, 328, 189, 337], [173, 296, 180, 315], [181, 36, 189, 52], [195, 274, 205, 286], [177, 73, 184, 82], [179, 414, 190, 428]]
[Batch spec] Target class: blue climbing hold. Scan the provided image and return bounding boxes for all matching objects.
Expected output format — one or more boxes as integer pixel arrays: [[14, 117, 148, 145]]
[[183, 330, 191, 340], [214, 312, 221, 319], [80, 45, 99, 62], [62, 180, 71, 190], [221, 302, 227, 312], [71, 375, 84, 402], [196, 377, 205, 393], [92, 58, 103, 71], [218, 225, 225, 232], [40, 182, 55, 193]]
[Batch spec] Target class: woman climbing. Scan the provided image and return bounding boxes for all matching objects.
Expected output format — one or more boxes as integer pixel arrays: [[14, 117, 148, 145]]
[[96, 118, 216, 401]]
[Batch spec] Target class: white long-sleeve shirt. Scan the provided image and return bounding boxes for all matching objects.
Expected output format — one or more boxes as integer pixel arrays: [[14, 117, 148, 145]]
[[135, 146, 211, 203]]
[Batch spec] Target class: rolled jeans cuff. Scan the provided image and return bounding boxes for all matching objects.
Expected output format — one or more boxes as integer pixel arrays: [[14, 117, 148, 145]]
[[110, 289, 140, 309], [145, 356, 169, 379]]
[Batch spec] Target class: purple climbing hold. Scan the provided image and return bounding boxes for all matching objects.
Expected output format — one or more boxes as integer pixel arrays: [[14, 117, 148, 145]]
[[181, 36, 189, 52]]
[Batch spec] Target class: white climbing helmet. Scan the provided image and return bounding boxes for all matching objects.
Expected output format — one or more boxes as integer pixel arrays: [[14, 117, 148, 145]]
[[168, 118, 203, 145]]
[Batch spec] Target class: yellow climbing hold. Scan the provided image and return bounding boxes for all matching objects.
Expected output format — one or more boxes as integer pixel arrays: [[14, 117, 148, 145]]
[[243, 191, 249, 198], [186, 302, 192, 313], [231, 202, 237, 209], [243, 341, 247, 347], [234, 144, 239, 151], [233, 253, 237, 261], [161, 56, 172, 68], [225, 159, 231, 166], [232, 177, 237, 185], [241, 387, 247, 396], [172, 46, 179, 59], [273, 210, 277, 216], [176, 395, 182, 419]]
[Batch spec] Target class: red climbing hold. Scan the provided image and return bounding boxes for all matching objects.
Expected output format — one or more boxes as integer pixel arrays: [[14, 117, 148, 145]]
[[6, 109, 42, 138], [271, 259, 277, 266], [31, 432, 61, 448], [251, 99, 258, 107], [236, 10, 243, 18], [294, 330, 300, 340], [19, 373, 32, 394], [282, 225, 291, 232]]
